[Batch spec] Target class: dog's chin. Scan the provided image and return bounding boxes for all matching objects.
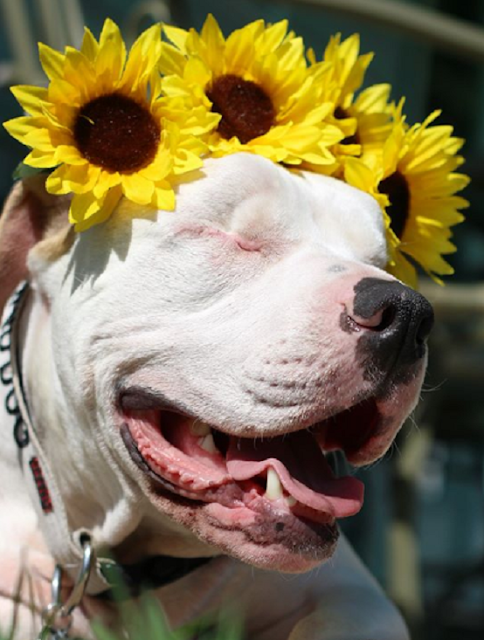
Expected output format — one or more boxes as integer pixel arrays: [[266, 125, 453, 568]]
[[115, 388, 396, 572]]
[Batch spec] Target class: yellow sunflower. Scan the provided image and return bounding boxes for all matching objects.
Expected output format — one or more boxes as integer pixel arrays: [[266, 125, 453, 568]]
[[158, 14, 343, 167], [344, 104, 470, 287], [4, 19, 216, 231], [307, 34, 393, 174]]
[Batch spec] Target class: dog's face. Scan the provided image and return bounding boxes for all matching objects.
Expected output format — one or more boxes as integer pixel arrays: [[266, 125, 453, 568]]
[[20, 153, 432, 573]]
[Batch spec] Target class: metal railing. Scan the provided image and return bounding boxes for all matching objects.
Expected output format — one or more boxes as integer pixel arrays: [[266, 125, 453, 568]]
[[0, 0, 172, 84], [280, 0, 484, 62]]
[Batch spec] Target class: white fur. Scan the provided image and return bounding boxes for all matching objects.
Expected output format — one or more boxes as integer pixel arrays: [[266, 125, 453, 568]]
[[0, 154, 414, 639]]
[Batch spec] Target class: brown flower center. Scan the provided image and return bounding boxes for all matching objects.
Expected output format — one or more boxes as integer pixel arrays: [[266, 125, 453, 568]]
[[206, 74, 275, 144], [334, 106, 359, 146], [379, 171, 410, 239], [73, 93, 160, 173]]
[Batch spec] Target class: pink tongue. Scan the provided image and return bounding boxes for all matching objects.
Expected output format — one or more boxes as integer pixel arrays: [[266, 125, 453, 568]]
[[226, 430, 363, 518]]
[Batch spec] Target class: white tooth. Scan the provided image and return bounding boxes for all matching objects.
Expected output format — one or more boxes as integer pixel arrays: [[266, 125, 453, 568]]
[[199, 433, 219, 454], [191, 420, 211, 436], [265, 468, 284, 501], [286, 495, 297, 507]]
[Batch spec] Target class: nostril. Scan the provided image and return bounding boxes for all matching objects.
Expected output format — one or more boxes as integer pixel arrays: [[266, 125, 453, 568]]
[[373, 305, 396, 332], [415, 307, 434, 346], [349, 304, 396, 332]]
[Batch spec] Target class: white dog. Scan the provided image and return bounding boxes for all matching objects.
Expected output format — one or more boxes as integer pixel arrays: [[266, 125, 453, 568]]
[[0, 153, 432, 639]]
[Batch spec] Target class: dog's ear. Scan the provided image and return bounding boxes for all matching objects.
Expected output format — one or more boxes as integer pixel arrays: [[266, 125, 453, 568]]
[[0, 176, 73, 315]]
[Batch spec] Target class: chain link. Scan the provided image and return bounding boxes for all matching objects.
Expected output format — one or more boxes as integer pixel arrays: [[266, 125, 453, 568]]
[[37, 537, 94, 640]]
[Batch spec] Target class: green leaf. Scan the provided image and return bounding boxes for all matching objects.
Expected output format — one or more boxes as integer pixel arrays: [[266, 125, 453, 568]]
[[91, 620, 122, 640], [12, 162, 51, 181]]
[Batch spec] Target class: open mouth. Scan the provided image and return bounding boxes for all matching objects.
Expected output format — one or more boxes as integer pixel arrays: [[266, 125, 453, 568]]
[[118, 388, 381, 528]]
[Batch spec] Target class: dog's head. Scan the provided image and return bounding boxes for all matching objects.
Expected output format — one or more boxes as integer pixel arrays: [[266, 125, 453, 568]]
[[1, 153, 432, 572]]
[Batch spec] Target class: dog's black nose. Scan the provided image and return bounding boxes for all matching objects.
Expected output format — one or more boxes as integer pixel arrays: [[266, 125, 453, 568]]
[[352, 277, 434, 369]]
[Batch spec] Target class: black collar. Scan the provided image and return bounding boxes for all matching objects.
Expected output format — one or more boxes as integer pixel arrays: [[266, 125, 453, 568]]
[[97, 554, 213, 600]]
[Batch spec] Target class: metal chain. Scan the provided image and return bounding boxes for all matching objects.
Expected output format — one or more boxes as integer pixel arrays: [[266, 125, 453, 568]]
[[37, 536, 95, 640]]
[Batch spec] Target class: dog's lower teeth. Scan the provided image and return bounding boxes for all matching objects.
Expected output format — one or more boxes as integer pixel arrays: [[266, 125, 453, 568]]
[[199, 433, 218, 454], [191, 420, 211, 436], [286, 495, 297, 507], [265, 468, 284, 501]]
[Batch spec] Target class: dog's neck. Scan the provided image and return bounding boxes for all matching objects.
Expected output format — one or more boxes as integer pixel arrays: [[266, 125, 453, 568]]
[[2, 284, 217, 598], [19, 288, 140, 547]]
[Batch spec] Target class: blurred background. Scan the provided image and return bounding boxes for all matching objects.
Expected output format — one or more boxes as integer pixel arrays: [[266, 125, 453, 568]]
[[0, 1, 483, 638]]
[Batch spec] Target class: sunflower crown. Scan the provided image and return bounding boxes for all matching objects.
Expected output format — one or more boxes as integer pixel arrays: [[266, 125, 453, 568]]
[[4, 15, 470, 286]]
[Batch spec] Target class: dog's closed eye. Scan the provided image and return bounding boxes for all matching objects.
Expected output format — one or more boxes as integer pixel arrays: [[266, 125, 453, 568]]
[[173, 222, 262, 252]]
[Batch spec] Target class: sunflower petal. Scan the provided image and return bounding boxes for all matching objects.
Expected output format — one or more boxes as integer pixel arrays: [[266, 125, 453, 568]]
[[120, 24, 162, 94], [81, 27, 99, 61], [4, 115, 45, 143], [173, 149, 204, 175], [70, 186, 122, 231], [159, 42, 187, 77], [95, 18, 126, 82], [38, 42, 65, 80], [121, 173, 155, 205], [92, 171, 122, 199], [23, 149, 57, 168], [258, 20, 288, 55], [225, 20, 264, 73], [354, 84, 391, 113], [163, 25, 189, 54], [46, 163, 100, 195], [199, 14, 226, 76], [10, 85, 50, 116], [54, 145, 86, 165], [388, 253, 418, 288], [151, 181, 176, 210]]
